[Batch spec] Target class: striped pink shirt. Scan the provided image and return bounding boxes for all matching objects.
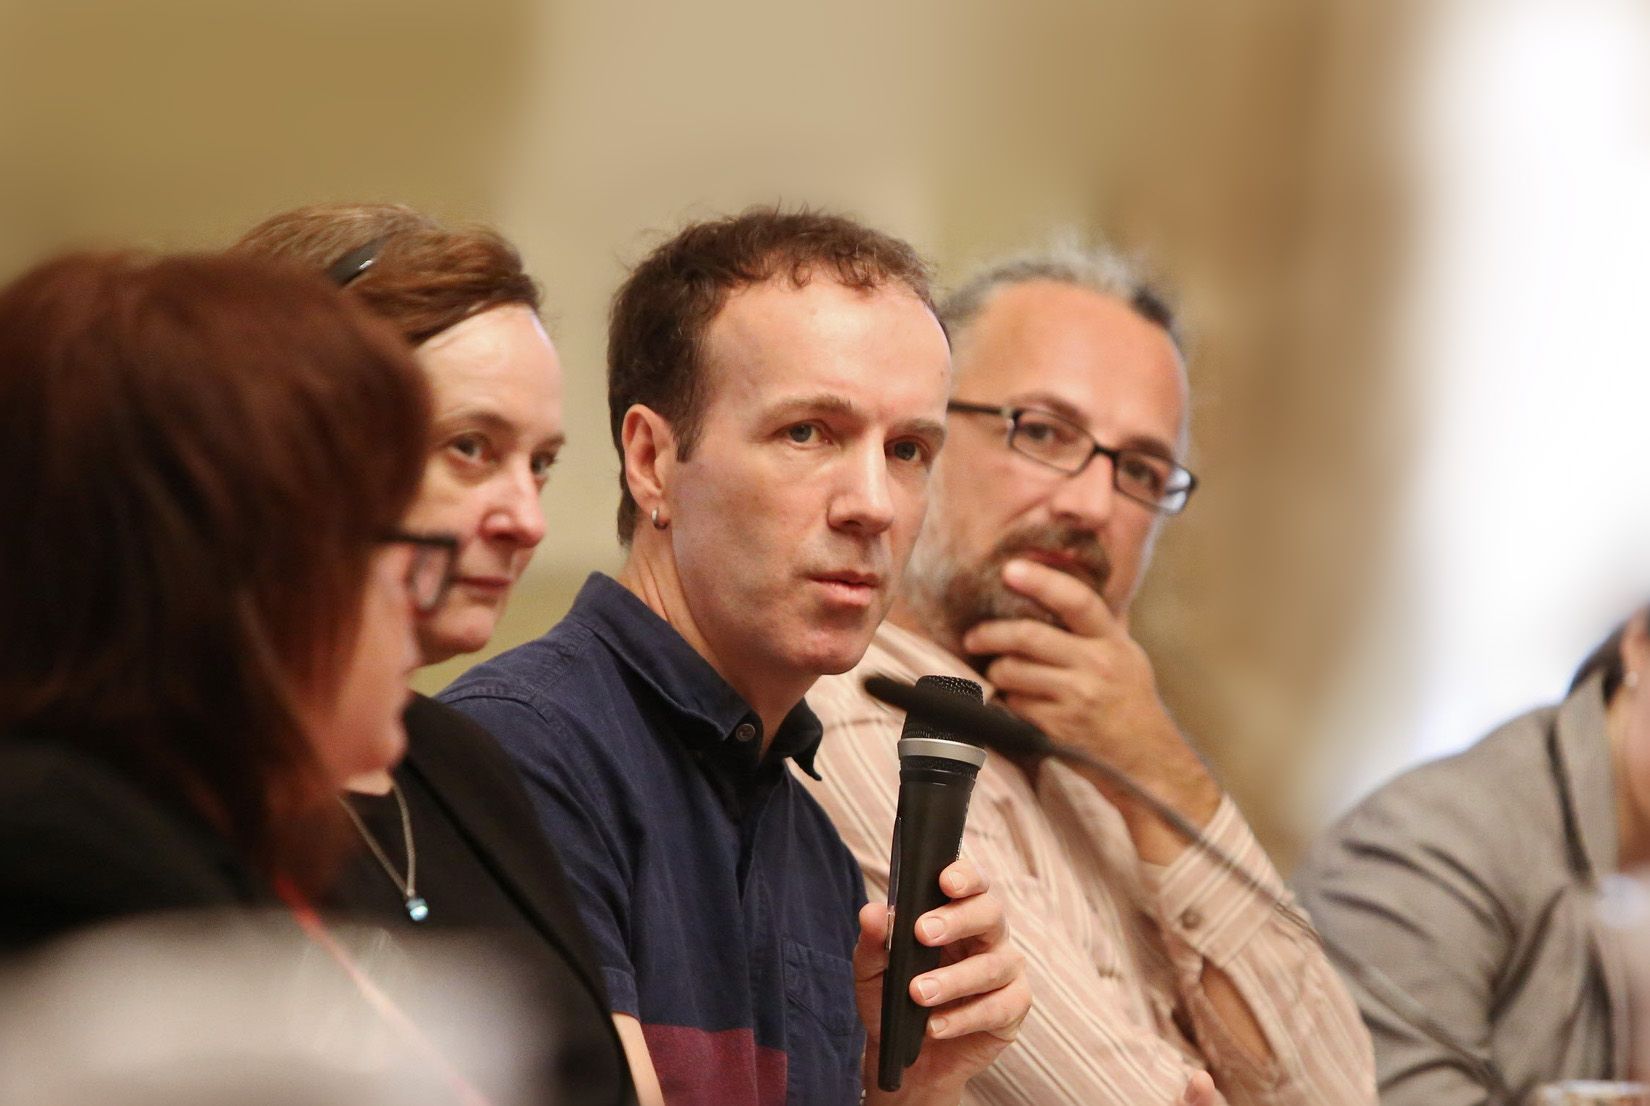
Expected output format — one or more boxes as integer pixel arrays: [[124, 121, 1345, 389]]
[[799, 622, 1375, 1106]]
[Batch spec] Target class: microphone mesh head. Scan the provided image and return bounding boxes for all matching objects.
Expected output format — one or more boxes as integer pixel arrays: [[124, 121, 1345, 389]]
[[900, 675, 985, 742], [914, 674, 984, 702]]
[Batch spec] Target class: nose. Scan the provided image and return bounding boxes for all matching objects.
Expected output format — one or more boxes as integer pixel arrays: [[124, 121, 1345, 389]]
[[828, 444, 896, 537], [1047, 454, 1117, 533], [478, 463, 548, 549]]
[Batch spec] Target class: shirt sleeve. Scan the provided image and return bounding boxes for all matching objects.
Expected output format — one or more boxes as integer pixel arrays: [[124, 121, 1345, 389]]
[[443, 690, 642, 1016], [801, 676, 1375, 1106], [1142, 796, 1378, 1105]]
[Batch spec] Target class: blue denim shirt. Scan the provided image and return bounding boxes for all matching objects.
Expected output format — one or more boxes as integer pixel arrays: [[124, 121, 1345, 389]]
[[441, 573, 868, 1106]]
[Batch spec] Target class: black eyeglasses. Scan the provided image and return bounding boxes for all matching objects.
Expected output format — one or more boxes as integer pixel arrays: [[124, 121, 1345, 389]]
[[378, 531, 459, 614], [947, 401, 1198, 515]]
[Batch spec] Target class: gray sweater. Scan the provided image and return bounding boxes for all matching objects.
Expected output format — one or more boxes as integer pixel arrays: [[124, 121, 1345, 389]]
[[1294, 673, 1632, 1105]]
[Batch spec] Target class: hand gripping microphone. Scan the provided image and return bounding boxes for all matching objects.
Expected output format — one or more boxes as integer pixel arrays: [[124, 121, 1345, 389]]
[[863, 674, 1517, 1105], [877, 674, 988, 1093]]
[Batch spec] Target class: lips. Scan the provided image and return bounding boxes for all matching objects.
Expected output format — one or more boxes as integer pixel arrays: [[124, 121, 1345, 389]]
[[813, 570, 882, 588], [455, 575, 512, 593], [809, 570, 883, 607]]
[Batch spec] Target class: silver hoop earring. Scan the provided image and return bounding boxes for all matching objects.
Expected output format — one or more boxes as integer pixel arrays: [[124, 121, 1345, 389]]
[[650, 507, 668, 531]]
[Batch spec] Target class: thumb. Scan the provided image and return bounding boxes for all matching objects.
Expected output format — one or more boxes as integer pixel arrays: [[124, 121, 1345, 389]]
[[1181, 1071, 1217, 1106], [854, 902, 889, 979]]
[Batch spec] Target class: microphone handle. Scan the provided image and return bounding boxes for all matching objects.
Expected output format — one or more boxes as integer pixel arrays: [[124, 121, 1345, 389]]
[[878, 757, 979, 1092]]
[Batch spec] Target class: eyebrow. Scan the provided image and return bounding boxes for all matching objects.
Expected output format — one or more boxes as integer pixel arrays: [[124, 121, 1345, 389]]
[[1006, 390, 1178, 461], [436, 407, 567, 452], [766, 393, 946, 445]]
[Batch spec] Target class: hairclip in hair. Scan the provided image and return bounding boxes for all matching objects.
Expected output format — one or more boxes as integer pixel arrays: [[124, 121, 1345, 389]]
[[325, 237, 389, 288]]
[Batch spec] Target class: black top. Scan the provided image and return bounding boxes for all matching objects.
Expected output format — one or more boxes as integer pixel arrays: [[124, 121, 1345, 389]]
[[0, 740, 267, 955], [335, 767, 531, 928], [328, 694, 636, 1106]]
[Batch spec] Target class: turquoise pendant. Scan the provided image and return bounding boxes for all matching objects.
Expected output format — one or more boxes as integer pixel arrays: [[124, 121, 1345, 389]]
[[406, 895, 429, 922]]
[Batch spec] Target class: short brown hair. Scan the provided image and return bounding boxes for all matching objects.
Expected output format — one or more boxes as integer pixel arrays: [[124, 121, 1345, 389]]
[[234, 202, 540, 346], [607, 206, 937, 541], [0, 252, 430, 891]]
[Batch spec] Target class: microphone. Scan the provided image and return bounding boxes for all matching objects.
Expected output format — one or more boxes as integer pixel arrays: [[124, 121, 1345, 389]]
[[862, 673, 1515, 1105], [877, 674, 988, 1093]]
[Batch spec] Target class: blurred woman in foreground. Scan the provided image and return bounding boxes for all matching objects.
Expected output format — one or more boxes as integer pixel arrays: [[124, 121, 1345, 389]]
[[0, 251, 431, 947], [237, 204, 638, 1105], [1296, 609, 1650, 1102]]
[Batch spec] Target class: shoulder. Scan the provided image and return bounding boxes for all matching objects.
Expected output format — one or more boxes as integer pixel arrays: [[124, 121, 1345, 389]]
[[0, 742, 245, 948], [440, 619, 597, 717], [0, 742, 193, 843], [1342, 705, 1556, 835], [1298, 703, 1564, 897], [438, 622, 623, 759], [404, 694, 518, 778]]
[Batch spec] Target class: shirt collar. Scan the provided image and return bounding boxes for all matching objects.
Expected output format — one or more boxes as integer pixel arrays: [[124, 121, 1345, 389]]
[[866, 619, 996, 696], [566, 573, 823, 778], [1553, 668, 1618, 878]]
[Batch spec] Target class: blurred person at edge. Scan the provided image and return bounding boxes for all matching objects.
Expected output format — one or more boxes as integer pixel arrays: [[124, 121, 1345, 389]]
[[235, 203, 636, 1106], [1296, 608, 1650, 1103], [441, 208, 1031, 1106], [800, 243, 1376, 1106], [0, 252, 429, 949]]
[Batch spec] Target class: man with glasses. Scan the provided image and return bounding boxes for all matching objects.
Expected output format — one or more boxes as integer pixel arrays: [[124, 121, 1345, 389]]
[[801, 244, 1375, 1105]]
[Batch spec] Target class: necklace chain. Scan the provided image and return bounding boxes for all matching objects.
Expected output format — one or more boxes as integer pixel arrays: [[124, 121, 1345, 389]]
[[339, 779, 427, 922]]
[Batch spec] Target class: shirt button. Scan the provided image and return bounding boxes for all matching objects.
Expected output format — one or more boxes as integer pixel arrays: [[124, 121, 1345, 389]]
[[1179, 908, 1203, 931], [734, 723, 758, 743]]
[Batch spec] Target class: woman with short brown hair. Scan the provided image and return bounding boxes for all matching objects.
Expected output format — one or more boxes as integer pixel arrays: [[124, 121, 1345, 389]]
[[237, 203, 636, 1106]]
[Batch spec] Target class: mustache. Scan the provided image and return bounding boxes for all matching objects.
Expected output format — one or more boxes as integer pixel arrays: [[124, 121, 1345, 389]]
[[987, 523, 1112, 593]]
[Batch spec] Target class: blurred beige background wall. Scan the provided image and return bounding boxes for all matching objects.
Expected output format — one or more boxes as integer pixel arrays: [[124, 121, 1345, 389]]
[[1, 0, 1420, 863]]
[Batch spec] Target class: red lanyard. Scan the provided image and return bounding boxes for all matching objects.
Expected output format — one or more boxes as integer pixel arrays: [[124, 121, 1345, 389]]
[[275, 876, 494, 1106]]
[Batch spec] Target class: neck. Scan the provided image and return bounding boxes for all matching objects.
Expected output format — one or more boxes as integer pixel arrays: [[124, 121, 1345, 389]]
[[617, 552, 810, 755], [886, 592, 965, 660], [1608, 689, 1648, 868], [344, 768, 395, 796]]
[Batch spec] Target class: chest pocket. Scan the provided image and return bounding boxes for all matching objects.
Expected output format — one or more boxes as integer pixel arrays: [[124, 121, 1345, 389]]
[[782, 938, 863, 1104]]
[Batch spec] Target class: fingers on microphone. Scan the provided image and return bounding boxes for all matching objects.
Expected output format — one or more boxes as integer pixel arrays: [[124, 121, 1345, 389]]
[[917, 877, 1005, 950], [915, 951, 1030, 1040], [938, 857, 989, 898]]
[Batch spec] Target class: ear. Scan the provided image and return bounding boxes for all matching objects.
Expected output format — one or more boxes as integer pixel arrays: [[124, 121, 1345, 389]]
[[621, 404, 677, 519], [1623, 609, 1650, 676]]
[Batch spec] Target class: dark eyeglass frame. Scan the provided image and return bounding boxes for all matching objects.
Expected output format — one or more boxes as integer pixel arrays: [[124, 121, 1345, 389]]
[[377, 530, 460, 614], [947, 400, 1198, 515]]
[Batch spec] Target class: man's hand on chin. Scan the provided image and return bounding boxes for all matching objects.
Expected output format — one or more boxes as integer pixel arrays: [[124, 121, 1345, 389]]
[[961, 557, 1222, 862], [855, 858, 1030, 1105]]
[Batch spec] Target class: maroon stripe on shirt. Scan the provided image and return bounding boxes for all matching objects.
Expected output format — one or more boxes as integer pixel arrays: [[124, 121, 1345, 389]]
[[642, 1023, 789, 1106]]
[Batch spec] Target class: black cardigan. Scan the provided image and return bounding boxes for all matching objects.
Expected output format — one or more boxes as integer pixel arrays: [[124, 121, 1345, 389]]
[[374, 694, 636, 1106]]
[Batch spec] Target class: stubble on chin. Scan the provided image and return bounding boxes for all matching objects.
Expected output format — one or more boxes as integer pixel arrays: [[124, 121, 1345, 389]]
[[927, 522, 1112, 674]]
